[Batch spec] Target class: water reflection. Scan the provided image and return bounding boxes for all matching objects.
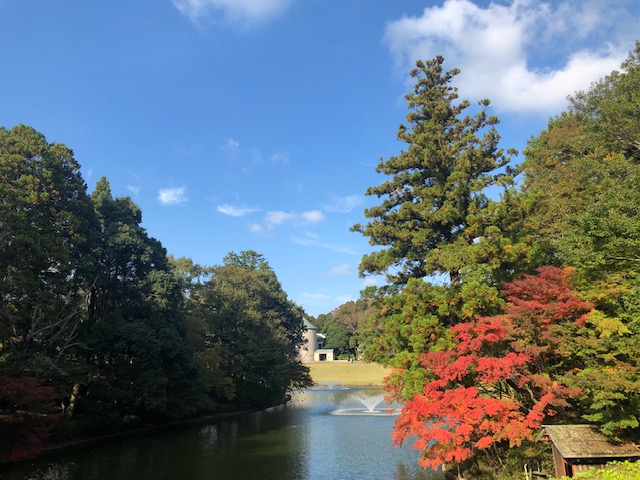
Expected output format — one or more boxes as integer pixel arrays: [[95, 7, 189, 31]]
[[1, 388, 441, 480]]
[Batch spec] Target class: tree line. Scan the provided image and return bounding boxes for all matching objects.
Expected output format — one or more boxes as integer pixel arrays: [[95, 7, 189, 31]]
[[350, 44, 640, 478], [0, 133, 311, 462]]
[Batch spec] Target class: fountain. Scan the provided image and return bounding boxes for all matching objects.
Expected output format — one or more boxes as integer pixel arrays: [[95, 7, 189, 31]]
[[330, 391, 399, 416]]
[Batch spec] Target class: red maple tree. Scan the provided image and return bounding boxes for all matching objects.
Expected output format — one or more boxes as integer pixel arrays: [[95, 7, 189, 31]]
[[0, 376, 59, 462], [390, 267, 591, 470]]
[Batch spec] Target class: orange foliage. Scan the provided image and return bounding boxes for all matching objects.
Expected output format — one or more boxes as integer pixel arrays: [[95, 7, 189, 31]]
[[391, 267, 587, 470]]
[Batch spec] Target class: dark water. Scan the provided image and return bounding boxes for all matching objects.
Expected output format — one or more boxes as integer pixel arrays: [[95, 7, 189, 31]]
[[1, 388, 442, 480]]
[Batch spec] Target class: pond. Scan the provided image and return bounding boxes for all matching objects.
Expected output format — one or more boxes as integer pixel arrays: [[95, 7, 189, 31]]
[[1, 387, 443, 480]]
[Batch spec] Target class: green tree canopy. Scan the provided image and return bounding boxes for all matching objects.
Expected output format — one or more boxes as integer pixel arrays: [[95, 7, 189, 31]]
[[74, 177, 196, 422], [0, 124, 96, 376], [322, 321, 351, 357], [189, 252, 311, 407]]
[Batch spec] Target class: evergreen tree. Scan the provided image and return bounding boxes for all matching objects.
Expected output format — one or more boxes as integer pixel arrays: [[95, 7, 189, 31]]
[[351, 56, 516, 285]]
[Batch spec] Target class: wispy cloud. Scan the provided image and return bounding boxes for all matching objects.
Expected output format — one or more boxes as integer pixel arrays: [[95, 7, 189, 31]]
[[269, 152, 289, 163], [126, 185, 141, 195], [384, 0, 636, 114], [158, 187, 187, 206], [248, 223, 264, 234], [301, 210, 324, 224], [250, 148, 262, 162], [218, 139, 291, 173], [261, 210, 324, 229], [248, 210, 334, 242], [292, 233, 357, 255], [327, 264, 351, 277], [172, 0, 293, 27], [325, 194, 364, 213], [265, 210, 295, 227], [217, 203, 258, 217], [221, 138, 240, 158]]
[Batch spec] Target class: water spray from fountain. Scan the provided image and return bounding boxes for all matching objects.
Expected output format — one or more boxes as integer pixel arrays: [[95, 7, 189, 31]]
[[330, 392, 399, 416]]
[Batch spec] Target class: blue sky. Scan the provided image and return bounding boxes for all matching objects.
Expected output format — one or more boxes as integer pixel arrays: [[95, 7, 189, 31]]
[[2, 0, 639, 317]]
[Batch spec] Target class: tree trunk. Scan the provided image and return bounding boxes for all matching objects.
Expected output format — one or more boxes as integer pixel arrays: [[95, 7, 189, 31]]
[[66, 382, 80, 419]]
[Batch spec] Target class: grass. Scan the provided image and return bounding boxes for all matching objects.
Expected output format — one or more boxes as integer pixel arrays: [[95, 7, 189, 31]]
[[307, 361, 392, 386]]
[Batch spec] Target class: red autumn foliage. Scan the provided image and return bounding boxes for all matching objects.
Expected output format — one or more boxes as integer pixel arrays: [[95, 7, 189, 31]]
[[0, 376, 60, 463], [391, 267, 590, 470]]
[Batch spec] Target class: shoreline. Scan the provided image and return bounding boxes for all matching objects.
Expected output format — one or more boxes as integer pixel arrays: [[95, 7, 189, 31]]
[[7, 397, 290, 465]]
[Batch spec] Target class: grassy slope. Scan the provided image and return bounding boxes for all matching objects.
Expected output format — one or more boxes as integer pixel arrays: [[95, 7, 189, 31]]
[[307, 361, 392, 386]]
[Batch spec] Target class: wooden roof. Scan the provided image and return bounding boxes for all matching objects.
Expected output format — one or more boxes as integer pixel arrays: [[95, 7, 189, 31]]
[[539, 425, 640, 460]]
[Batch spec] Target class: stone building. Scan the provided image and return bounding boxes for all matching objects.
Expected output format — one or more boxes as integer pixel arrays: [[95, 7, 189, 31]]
[[299, 318, 334, 363]]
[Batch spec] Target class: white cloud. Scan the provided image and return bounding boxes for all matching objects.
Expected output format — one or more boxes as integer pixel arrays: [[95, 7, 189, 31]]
[[249, 223, 264, 234], [158, 187, 187, 206], [384, 0, 634, 114], [262, 210, 324, 229], [246, 210, 328, 236], [325, 194, 364, 213], [266, 210, 295, 227], [327, 264, 351, 277], [301, 210, 324, 224], [217, 203, 258, 216], [172, 0, 293, 27], [126, 185, 141, 195]]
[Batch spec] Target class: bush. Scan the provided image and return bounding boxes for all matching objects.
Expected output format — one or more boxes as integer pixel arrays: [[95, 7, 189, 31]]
[[560, 461, 640, 479]]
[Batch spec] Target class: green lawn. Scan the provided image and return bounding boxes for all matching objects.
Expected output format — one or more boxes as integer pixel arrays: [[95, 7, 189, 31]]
[[307, 361, 392, 386]]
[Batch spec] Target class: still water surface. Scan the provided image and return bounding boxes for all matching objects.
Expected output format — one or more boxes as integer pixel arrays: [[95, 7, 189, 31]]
[[2, 387, 443, 480]]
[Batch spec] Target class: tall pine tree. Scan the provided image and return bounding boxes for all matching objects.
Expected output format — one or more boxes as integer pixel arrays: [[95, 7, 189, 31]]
[[352, 57, 516, 285]]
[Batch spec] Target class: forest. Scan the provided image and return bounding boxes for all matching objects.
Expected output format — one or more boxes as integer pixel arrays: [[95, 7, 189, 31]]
[[1, 39, 639, 478], [0, 134, 312, 462], [345, 43, 640, 478]]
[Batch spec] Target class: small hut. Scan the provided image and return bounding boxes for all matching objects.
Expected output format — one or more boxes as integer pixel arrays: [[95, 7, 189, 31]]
[[313, 348, 335, 362], [537, 425, 640, 478]]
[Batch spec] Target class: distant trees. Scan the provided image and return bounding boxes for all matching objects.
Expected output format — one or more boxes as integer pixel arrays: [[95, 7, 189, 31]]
[[0, 125, 310, 461], [188, 252, 311, 408], [322, 321, 350, 357], [313, 299, 375, 359]]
